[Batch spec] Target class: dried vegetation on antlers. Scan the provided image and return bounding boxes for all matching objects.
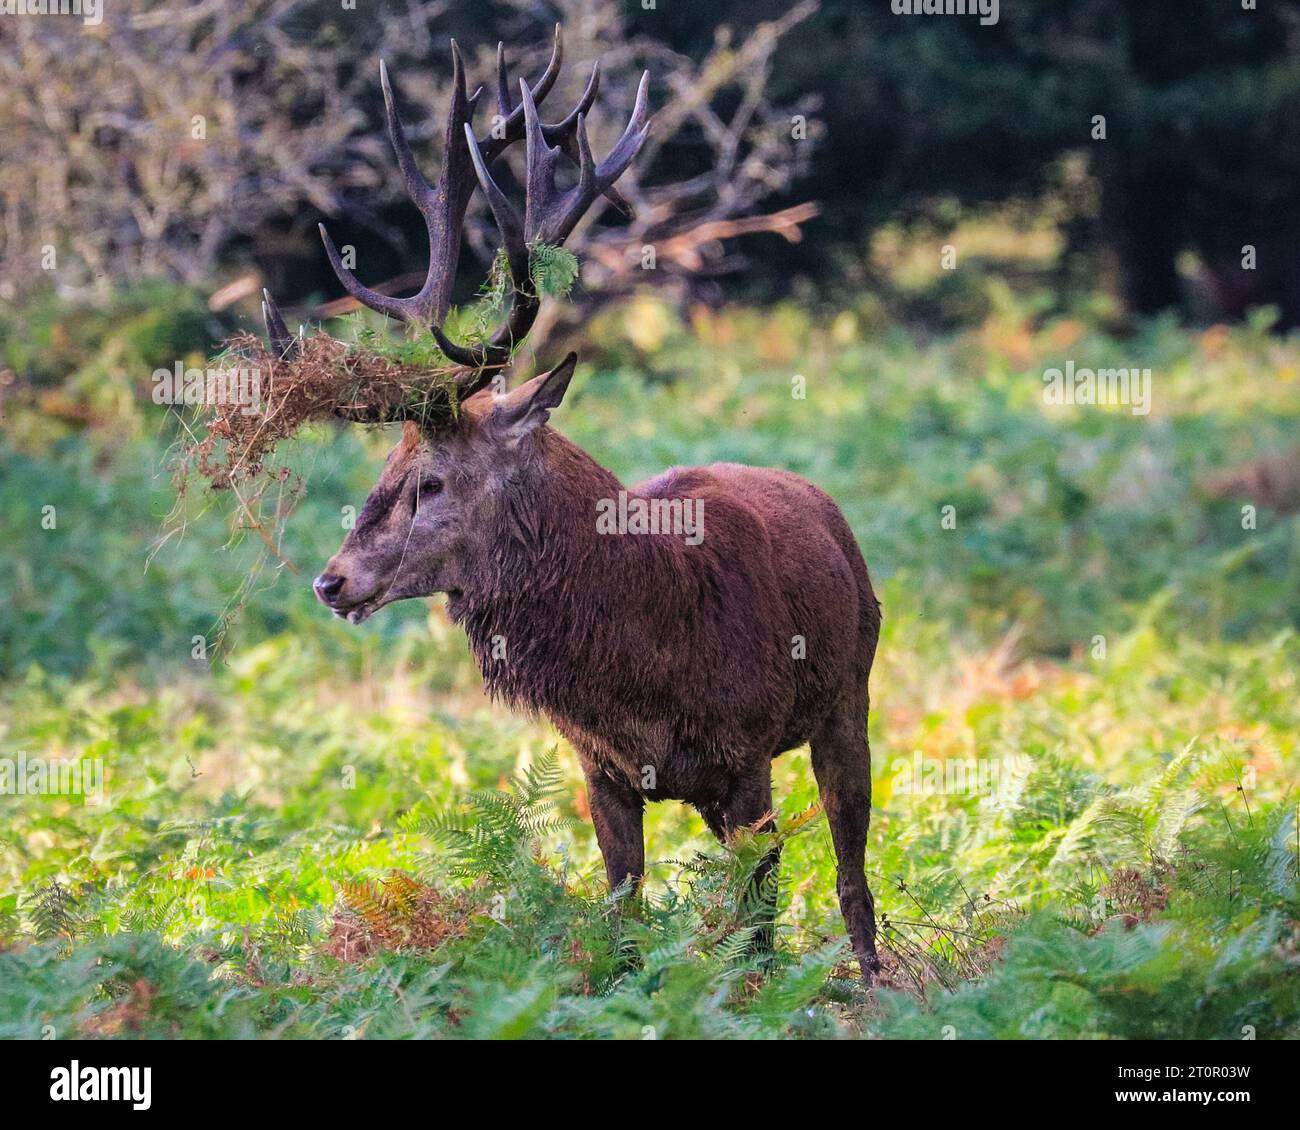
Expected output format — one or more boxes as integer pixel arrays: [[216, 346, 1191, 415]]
[[176, 328, 461, 496]]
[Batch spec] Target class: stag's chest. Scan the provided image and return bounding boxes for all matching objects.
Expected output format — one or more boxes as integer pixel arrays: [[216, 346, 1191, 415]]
[[460, 601, 767, 803]]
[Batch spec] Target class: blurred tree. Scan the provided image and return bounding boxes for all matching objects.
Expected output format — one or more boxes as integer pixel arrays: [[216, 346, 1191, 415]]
[[0, 0, 403, 298], [756, 0, 1300, 322], [0, 0, 821, 345], [0, 0, 1294, 327]]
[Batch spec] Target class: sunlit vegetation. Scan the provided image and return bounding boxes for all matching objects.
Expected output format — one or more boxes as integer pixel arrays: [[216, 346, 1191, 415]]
[[1, 291, 1297, 1038]]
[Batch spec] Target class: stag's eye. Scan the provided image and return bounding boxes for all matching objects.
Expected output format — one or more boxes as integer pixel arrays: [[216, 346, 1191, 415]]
[[411, 475, 443, 513]]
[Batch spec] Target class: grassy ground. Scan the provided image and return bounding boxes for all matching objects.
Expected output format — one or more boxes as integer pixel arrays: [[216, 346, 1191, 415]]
[[1, 296, 1297, 1038]]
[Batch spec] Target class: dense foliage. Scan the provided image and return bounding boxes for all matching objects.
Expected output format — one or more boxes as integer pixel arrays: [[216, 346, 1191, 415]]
[[1, 292, 1296, 1038]]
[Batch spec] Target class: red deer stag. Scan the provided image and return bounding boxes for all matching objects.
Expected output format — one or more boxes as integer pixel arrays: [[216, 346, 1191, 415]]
[[262, 28, 883, 981]]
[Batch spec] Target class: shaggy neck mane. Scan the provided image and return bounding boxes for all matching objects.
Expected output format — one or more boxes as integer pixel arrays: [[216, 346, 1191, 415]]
[[452, 427, 686, 717]]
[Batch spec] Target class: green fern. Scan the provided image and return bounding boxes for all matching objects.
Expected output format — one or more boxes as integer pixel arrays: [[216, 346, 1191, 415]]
[[26, 881, 81, 943], [473, 243, 579, 336], [401, 750, 569, 884], [530, 243, 580, 299]]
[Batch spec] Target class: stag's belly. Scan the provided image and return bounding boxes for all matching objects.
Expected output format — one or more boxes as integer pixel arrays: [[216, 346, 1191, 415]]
[[690, 462, 877, 735], [549, 704, 772, 805]]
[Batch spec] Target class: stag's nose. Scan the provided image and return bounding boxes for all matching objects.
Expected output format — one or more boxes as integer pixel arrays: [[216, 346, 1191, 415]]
[[313, 572, 346, 606]]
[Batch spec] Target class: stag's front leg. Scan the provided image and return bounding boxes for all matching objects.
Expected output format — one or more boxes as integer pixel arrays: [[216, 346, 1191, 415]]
[[579, 758, 645, 896], [698, 771, 781, 960], [577, 757, 646, 975]]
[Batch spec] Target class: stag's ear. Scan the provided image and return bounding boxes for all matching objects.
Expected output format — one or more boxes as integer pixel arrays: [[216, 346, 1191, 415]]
[[489, 353, 578, 443]]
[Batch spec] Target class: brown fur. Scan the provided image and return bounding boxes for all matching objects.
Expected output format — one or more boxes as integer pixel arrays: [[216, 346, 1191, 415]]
[[315, 359, 883, 979]]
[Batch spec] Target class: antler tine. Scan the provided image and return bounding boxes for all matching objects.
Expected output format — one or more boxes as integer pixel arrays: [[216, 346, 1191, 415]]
[[318, 222, 421, 323], [262, 289, 299, 359], [316, 31, 565, 331], [462, 124, 528, 279], [381, 57, 457, 221], [521, 75, 564, 240], [538, 60, 600, 147], [317, 42, 477, 326], [539, 63, 632, 217], [600, 71, 652, 179], [495, 42, 513, 119], [480, 24, 564, 162]]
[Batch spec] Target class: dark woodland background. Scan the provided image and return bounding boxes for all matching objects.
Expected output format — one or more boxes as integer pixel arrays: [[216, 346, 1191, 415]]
[[3, 0, 1297, 337]]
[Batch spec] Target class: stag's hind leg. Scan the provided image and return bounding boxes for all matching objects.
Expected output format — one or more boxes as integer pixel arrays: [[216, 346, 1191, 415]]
[[810, 693, 879, 983]]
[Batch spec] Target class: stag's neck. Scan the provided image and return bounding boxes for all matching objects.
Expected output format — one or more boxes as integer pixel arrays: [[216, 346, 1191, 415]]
[[452, 428, 676, 712]]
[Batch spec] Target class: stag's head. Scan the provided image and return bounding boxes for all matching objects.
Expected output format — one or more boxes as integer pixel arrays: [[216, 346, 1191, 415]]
[[257, 27, 648, 622], [314, 355, 576, 622]]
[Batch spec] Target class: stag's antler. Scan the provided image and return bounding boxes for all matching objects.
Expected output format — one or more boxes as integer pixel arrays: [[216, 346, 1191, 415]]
[[262, 26, 650, 411], [316, 30, 562, 330], [261, 288, 298, 359], [439, 72, 649, 371]]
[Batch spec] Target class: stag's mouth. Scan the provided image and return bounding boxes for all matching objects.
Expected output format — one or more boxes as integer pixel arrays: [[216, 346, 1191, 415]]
[[330, 597, 382, 624]]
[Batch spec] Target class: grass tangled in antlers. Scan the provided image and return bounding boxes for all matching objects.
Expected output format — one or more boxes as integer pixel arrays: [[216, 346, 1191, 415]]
[[177, 246, 579, 495], [181, 330, 461, 493]]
